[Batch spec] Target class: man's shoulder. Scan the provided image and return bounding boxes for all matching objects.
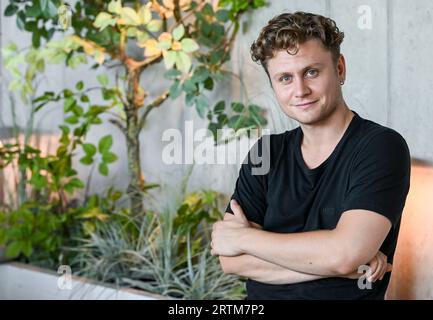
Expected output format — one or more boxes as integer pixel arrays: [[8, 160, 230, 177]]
[[350, 116, 410, 165], [354, 116, 409, 152]]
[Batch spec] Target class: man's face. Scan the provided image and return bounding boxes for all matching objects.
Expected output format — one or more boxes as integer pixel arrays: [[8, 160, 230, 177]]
[[266, 39, 345, 126]]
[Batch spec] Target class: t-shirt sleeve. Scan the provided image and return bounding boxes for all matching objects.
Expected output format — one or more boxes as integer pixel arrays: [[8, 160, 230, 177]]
[[341, 131, 411, 228], [225, 136, 270, 226]]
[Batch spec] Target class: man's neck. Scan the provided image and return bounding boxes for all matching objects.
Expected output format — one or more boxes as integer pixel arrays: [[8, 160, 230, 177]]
[[300, 104, 354, 152]]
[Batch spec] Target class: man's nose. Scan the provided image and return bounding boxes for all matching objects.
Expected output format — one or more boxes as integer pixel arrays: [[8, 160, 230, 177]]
[[294, 78, 311, 98]]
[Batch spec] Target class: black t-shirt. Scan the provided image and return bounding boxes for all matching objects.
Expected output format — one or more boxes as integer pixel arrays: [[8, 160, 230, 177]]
[[225, 111, 411, 300]]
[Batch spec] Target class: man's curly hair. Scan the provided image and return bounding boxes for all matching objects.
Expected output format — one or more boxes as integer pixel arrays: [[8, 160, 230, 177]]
[[251, 12, 345, 71]]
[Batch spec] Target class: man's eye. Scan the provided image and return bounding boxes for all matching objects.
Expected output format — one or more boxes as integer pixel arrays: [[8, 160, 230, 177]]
[[279, 75, 292, 82], [306, 69, 318, 77]]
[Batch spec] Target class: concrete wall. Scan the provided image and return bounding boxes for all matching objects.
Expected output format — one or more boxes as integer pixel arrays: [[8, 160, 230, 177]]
[[1, 1, 433, 194], [0, 262, 163, 299]]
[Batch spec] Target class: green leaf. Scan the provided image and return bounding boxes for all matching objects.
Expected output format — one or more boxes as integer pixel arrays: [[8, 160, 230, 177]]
[[204, 77, 214, 90], [6, 242, 23, 258], [191, 67, 210, 83], [64, 98, 76, 112], [32, 30, 41, 48], [216, 9, 229, 22], [182, 79, 196, 93], [202, 3, 214, 16], [59, 125, 70, 135], [94, 12, 116, 30], [173, 24, 185, 41], [63, 89, 74, 98], [98, 135, 113, 153], [108, 0, 122, 14], [249, 104, 267, 126], [228, 115, 243, 130], [47, 1, 58, 18], [97, 74, 109, 86], [169, 80, 182, 99], [176, 51, 192, 73], [208, 122, 220, 141], [138, 4, 152, 25], [72, 105, 84, 117], [157, 40, 172, 51], [65, 116, 79, 124], [83, 143, 97, 157], [36, 58, 45, 71], [126, 27, 138, 37], [4, 4, 19, 16], [147, 19, 162, 32], [214, 101, 226, 114], [136, 31, 149, 43], [99, 163, 109, 176], [26, 4, 41, 17], [90, 117, 103, 125], [33, 91, 54, 103], [181, 38, 199, 53], [217, 113, 228, 125], [185, 92, 195, 106], [163, 51, 177, 69], [80, 94, 90, 103], [195, 95, 209, 118], [207, 110, 213, 121], [80, 156, 93, 165], [40, 0, 48, 11], [102, 152, 118, 164], [16, 11, 26, 30], [75, 81, 84, 91], [22, 241, 33, 258], [164, 69, 182, 80], [68, 178, 85, 189], [231, 102, 244, 113], [142, 183, 160, 192], [121, 7, 140, 26]]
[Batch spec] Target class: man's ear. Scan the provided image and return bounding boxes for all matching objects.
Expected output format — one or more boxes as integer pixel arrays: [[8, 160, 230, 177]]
[[337, 54, 346, 80]]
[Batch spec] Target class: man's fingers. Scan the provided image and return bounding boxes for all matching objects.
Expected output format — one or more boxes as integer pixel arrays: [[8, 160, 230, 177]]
[[230, 200, 248, 221], [380, 263, 393, 281], [368, 256, 378, 278], [370, 252, 389, 282], [223, 212, 235, 221], [370, 256, 384, 282], [386, 263, 393, 272]]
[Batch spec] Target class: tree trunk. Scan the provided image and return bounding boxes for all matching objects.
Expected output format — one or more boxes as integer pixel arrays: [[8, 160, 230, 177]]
[[125, 68, 144, 215]]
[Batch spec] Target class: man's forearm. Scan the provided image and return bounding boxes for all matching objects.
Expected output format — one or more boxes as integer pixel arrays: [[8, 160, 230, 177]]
[[219, 254, 327, 285], [239, 228, 346, 276]]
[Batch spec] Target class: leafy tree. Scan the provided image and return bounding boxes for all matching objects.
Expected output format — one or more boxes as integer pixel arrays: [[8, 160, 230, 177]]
[[4, 0, 268, 215]]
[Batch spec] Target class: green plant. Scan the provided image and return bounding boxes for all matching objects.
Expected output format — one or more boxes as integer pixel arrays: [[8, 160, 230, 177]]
[[0, 185, 125, 268], [70, 189, 245, 299], [0, 84, 119, 207], [4, 0, 268, 215], [0, 41, 128, 266]]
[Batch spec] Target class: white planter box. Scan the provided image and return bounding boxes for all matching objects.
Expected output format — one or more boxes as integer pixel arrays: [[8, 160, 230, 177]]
[[0, 262, 166, 300]]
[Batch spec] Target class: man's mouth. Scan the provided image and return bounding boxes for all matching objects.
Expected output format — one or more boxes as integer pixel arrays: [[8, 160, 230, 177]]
[[294, 99, 319, 109]]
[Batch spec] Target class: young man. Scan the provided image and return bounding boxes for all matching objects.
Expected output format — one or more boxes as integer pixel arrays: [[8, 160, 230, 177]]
[[211, 12, 411, 299]]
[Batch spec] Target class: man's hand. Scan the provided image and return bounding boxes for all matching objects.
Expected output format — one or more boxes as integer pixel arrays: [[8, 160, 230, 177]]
[[344, 251, 392, 282], [211, 200, 251, 256]]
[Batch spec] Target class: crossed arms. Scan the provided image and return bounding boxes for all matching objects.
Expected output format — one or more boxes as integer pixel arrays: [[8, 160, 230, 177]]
[[211, 200, 393, 285]]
